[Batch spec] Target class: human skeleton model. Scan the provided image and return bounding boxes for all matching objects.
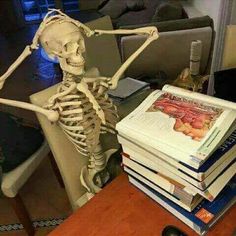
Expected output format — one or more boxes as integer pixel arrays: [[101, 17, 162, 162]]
[[0, 10, 158, 198]]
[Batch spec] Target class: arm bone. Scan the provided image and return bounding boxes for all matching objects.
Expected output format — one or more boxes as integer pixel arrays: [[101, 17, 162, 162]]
[[0, 46, 34, 89], [0, 98, 59, 122], [94, 27, 159, 89]]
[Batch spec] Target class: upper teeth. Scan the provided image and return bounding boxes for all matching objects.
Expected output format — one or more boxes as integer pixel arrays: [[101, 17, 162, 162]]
[[68, 62, 84, 67]]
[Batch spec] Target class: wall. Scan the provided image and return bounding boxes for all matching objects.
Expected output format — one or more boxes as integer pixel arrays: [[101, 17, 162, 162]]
[[189, 0, 222, 30], [230, 0, 236, 24]]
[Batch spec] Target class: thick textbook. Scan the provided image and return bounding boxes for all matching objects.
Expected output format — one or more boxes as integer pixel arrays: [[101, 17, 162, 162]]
[[123, 156, 196, 205], [124, 166, 202, 212], [116, 85, 236, 169], [118, 130, 236, 181], [123, 154, 236, 201], [121, 140, 236, 190], [129, 175, 236, 235]]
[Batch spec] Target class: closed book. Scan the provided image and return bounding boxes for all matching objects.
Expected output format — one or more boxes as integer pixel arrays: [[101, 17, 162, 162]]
[[123, 154, 236, 201], [124, 166, 202, 212], [122, 156, 196, 205], [116, 85, 236, 169], [122, 144, 236, 190], [118, 129, 236, 181], [129, 175, 236, 235]]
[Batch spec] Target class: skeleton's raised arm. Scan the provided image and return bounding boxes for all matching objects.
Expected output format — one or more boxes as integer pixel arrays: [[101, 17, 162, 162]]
[[0, 9, 94, 90], [94, 27, 159, 89], [0, 44, 37, 90], [0, 98, 59, 122]]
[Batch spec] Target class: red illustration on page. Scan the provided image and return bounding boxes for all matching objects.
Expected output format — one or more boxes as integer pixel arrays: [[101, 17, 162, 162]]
[[147, 93, 223, 141]]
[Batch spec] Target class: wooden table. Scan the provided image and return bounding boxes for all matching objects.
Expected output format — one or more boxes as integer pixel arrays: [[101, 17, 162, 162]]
[[49, 173, 236, 236]]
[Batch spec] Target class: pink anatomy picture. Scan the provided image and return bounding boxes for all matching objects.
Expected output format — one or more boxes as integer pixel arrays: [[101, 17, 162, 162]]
[[147, 93, 223, 141]]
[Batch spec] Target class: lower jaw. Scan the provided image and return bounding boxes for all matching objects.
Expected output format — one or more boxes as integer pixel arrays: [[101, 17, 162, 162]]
[[65, 68, 85, 76]]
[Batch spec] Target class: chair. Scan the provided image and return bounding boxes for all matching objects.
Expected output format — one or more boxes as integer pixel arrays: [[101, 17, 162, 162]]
[[1, 140, 49, 236]]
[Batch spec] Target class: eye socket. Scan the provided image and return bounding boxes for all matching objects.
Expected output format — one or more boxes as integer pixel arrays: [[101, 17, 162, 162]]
[[65, 42, 78, 52]]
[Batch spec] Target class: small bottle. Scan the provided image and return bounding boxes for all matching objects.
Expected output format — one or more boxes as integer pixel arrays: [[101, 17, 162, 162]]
[[190, 40, 202, 78], [173, 40, 208, 92]]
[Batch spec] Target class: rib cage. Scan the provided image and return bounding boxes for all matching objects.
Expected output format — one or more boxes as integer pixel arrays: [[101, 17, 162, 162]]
[[44, 80, 119, 156]]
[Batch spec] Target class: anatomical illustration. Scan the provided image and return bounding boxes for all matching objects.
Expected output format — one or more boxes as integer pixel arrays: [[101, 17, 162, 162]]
[[147, 93, 223, 141]]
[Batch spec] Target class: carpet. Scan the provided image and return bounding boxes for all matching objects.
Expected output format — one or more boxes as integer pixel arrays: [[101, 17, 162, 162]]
[[0, 217, 65, 233]]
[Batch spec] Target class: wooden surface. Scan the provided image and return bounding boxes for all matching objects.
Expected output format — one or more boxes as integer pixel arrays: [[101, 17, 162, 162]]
[[49, 173, 236, 236]]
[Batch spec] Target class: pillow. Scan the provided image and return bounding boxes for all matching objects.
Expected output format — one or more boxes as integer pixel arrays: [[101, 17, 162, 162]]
[[152, 1, 183, 22], [126, 0, 145, 11], [0, 112, 44, 173], [99, 0, 127, 19]]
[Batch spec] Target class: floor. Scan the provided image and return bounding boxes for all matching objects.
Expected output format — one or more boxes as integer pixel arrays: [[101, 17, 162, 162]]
[[0, 24, 71, 235], [0, 157, 71, 236]]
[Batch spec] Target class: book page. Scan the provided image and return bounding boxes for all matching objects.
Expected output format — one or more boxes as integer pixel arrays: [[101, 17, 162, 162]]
[[117, 90, 236, 163], [163, 85, 236, 110]]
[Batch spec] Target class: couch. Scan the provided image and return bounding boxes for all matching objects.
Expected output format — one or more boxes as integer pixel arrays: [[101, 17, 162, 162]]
[[78, 1, 214, 83], [118, 3, 214, 81], [120, 16, 214, 80], [97, 0, 187, 28]]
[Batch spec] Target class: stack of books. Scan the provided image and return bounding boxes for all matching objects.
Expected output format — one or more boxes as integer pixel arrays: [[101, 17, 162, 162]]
[[116, 85, 236, 235]]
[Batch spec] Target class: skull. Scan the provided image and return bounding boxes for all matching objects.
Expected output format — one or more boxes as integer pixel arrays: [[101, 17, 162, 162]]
[[40, 21, 86, 75]]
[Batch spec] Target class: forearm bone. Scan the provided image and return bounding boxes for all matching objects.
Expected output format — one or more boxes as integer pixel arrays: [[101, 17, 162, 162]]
[[94, 27, 159, 89]]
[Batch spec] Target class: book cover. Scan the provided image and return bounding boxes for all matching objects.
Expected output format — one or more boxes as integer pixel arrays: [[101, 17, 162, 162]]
[[116, 86, 236, 168], [129, 175, 236, 235]]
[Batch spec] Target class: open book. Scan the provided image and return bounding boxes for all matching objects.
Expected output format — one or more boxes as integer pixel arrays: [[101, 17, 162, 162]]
[[116, 85, 236, 169]]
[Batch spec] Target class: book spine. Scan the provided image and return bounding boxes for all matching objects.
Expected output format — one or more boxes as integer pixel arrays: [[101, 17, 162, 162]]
[[201, 154, 236, 188]]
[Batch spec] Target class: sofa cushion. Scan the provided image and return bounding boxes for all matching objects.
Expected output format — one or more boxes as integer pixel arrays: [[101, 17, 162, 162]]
[[99, 0, 127, 19], [127, 0, 145, 11], [152, 1, 184, 22]]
